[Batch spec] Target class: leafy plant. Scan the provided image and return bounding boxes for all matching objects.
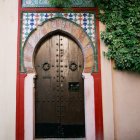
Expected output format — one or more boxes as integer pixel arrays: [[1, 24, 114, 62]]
[[49, 0, 140, 73], [96, 0, 140, 72]]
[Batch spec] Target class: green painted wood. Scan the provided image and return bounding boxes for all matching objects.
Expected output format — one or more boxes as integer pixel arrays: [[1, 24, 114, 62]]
[[22, 0, 94, 7]]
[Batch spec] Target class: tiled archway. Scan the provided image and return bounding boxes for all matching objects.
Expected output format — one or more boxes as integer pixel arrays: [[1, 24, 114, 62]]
[[23, 18, 95, 140], [23, 18, 94, 73]]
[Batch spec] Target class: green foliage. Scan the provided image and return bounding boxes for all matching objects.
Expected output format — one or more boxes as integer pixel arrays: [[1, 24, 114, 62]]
[[49, 0, 140, 72], [96, 0, 140, 72]]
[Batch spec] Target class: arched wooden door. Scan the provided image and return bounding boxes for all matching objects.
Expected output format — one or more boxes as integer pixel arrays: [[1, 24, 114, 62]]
[[34, 34, 85, 138]]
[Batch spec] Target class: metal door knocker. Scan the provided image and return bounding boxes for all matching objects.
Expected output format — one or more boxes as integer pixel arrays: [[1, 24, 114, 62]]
[[69, 62, 77, 71], [42, 62, 50, 71]]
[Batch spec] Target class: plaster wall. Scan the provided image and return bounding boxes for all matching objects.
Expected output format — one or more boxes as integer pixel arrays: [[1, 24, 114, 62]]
[[100, 22, 115, 140], [100, 22, 140, 140], [0, 0, 18, 140], [112, 71, 140, 140]]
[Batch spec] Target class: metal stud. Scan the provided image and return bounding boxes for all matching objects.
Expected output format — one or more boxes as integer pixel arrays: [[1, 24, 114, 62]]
[[61, 76, 64, 79]]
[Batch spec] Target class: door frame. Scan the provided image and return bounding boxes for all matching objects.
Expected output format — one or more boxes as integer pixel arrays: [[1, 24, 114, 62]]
[[24, 21, 96, 139], [24, 73, 95, 140], [16, 2, 103, 140]]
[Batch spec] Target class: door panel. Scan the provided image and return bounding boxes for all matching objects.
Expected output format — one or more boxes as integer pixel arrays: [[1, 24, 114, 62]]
[[35, 34, 85, 138]]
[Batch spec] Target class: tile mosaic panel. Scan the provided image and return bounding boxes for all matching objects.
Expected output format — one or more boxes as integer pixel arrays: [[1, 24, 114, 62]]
[[22, 0, 95, 7], [22, 12, 96, 47], [21, 12, 98, 71]]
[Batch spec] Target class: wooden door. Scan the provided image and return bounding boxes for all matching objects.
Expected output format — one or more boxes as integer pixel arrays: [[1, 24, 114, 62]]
[[34, 34, 85, 138]]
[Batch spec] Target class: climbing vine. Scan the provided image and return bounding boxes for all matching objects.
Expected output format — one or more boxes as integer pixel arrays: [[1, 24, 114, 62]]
[[97, 0, 140, 73], [49, 0, 140, 73]]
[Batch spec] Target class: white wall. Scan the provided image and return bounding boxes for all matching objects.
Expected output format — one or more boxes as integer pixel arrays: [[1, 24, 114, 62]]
[[0, 0, 18, 140], [113, 71, 140, 140], [100, 21, 140, 140], [100, 22, 115, 140]]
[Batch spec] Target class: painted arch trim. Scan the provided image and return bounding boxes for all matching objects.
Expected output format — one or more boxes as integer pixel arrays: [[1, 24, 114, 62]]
[[23, 18, 95, 73]]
